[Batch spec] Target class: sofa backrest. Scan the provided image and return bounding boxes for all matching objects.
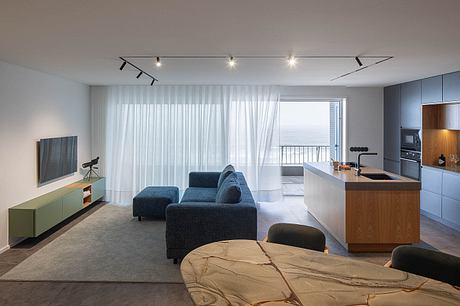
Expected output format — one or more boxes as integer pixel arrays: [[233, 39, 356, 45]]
[[234, 172, 255, 206]]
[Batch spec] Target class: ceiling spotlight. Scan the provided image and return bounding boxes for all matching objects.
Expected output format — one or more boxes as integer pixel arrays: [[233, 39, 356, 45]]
[[156, 57, 162, 68], [150, 79, 155, 86], [355, 56, 363, 67], [120, 61, 127, 70], [228, 56, 236, 68], [136, 71, 143, 79], [287, 55, 297, 68]]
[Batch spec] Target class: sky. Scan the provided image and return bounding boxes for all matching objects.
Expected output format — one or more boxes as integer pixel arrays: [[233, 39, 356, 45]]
[[279, 102, 330, 145]]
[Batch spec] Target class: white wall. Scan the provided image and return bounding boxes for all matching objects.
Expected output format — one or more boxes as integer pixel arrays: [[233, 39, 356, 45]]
[[0, 60, 90, 252], [280, 86, 384, 168]]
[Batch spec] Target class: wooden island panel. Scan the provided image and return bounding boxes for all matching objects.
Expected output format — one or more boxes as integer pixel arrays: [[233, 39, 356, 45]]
[[346, 190, 420, 252]]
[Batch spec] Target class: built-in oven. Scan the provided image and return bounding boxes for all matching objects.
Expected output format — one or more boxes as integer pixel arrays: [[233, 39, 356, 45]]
[[400, 150, 421, 180], [401, 129, 422, 152]]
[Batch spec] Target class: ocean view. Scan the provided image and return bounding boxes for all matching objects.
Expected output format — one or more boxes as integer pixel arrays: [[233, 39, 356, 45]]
[[280, 102, 330, 146], [280, 126, 329, 146]]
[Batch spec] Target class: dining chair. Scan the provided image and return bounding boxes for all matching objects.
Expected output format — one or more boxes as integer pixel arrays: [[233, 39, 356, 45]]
[[385, 245, 460, 286], [266, 223, 327, 253]]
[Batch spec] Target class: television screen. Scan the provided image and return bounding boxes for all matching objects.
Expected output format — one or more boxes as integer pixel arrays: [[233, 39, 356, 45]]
[[39, 136, 78, 184]]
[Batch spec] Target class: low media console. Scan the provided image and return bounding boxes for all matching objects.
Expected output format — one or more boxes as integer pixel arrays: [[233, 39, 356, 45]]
[[9, 177, 105, 238]]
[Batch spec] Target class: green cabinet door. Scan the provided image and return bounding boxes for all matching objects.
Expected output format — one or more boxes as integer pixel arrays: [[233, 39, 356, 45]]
[[91, 178, 105, 203], [63, 189, 83, 219], [35, 198, 63, 236], [9, 209, 35, 237]]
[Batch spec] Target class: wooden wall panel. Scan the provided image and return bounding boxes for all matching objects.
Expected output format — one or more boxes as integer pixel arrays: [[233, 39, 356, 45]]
[[422, 104, 459, 166]]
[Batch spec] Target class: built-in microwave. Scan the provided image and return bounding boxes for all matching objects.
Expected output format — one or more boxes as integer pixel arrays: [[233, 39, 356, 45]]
[[401, 129, 421, 152]]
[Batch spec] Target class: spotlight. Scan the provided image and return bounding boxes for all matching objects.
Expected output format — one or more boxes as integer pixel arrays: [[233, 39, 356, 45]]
[[150, 79, 155, 86], [228, 56, 236, 68], [120, 61, 127, 70], [287, 55, 297, 68], [355, 56, 363, 67], [156, 57, 162, 67], [136, 71, 143, 79]]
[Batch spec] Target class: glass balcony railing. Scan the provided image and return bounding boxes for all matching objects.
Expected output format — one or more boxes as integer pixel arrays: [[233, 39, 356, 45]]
[[280, 145, 330, 165]]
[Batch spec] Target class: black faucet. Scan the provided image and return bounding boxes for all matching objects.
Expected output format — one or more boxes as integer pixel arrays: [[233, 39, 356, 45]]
[[355, 152, 378, 176]]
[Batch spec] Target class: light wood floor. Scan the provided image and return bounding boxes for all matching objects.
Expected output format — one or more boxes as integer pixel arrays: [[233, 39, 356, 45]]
[[0, 196, 459, 306]]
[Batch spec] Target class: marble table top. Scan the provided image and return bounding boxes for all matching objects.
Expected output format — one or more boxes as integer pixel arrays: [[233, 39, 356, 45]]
[[180, 240, 460, 306]]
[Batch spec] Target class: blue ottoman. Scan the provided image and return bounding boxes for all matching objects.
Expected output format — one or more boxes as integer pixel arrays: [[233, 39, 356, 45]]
[[133, 186, 179, 220]]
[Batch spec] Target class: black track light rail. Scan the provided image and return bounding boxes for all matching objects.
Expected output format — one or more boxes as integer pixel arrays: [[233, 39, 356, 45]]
[[119, 54, 394, 83], [122, 55, 393, 60], [119, 56, 159, 84], [330, 57, 393, 81]]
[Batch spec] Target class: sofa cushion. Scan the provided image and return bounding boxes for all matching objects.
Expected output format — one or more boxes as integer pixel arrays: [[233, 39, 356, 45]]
[[216, 173, 242, 204], [181, 187, 218, 203], [217, 164, 235, 189]]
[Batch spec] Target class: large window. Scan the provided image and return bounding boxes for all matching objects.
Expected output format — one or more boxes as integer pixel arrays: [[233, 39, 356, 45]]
[[280, 100, 343, 166], [94, 85, 282, 203]]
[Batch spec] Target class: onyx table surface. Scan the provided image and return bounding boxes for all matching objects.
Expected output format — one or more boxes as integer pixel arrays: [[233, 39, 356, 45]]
[[180, 240, 460, 306]]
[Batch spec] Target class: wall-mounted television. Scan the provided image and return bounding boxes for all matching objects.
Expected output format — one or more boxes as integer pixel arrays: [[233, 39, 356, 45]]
[[39, 136, 78, 184]]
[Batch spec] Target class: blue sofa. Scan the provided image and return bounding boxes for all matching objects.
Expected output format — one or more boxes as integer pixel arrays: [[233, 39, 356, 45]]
[[165, 171, 257, 261]]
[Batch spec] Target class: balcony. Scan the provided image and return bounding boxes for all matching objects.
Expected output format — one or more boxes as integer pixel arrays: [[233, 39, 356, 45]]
[[281, 145, 330, 195], [281, 145, 330, 166]]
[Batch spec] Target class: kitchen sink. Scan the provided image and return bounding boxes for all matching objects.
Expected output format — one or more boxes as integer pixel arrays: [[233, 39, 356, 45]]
[[361, 173, 395, 180]]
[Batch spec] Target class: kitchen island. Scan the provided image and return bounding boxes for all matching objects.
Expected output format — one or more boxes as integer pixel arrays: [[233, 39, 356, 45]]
[[304, 162, 421, 252]]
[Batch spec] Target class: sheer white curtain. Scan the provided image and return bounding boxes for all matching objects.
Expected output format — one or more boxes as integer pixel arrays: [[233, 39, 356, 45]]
[[224, 86, 281, 201], [91, 85, 281, 204]]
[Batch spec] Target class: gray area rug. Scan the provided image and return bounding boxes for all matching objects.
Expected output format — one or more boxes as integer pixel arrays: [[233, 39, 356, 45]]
[[1, 205, 183, 283]]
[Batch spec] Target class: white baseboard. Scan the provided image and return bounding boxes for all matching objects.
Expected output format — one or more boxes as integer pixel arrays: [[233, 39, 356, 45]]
[[0, 244, 10, 254]]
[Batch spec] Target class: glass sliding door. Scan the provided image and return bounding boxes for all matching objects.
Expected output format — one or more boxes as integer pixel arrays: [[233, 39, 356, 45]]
[[279, 99, 344, 195], [280, 99, 343, 165], [329, 100, 343, 162]]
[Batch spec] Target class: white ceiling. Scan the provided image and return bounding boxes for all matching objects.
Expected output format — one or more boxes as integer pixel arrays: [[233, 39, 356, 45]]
[[1, 0, 459, 86]]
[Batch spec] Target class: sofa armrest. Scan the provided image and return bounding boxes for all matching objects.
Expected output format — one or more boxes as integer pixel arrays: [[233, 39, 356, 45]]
[[188, 172, 221, 188], [165, 202, 257, 255]]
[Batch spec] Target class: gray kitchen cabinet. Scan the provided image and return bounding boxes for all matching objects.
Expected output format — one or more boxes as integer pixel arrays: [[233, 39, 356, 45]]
[[421, 167, 460, 231], [401, 80, 422, 128], [384, 85, 401, 162], [442, 196, 460, 227], [421, 166, 443, 194], [421, 76, 443, 104], [384, 158, 400, 175], [421, 190, 442, 218], [442, 171, 460, 201], [443, 71, 460, 102]]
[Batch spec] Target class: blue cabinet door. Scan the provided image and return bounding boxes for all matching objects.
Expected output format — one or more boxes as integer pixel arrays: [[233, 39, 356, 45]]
[[421, 190, 442, 217], [384, 85, 401, 161], [384, 158, 400, 175], [421, 166, 443, 194], [442, 196, 460, 228], [443, 71, 460, 102], [442, 171, 460, 201], [401, 80, 422, 129], [421, 76, 443, 104]]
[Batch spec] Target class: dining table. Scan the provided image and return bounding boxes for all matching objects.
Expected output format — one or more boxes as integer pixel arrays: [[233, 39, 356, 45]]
[[180, 240, 460, 306]]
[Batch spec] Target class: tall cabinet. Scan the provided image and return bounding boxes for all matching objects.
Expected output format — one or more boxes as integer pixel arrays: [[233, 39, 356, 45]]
[[400, 80, 422, 129], [383, 85, 401, 174]]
